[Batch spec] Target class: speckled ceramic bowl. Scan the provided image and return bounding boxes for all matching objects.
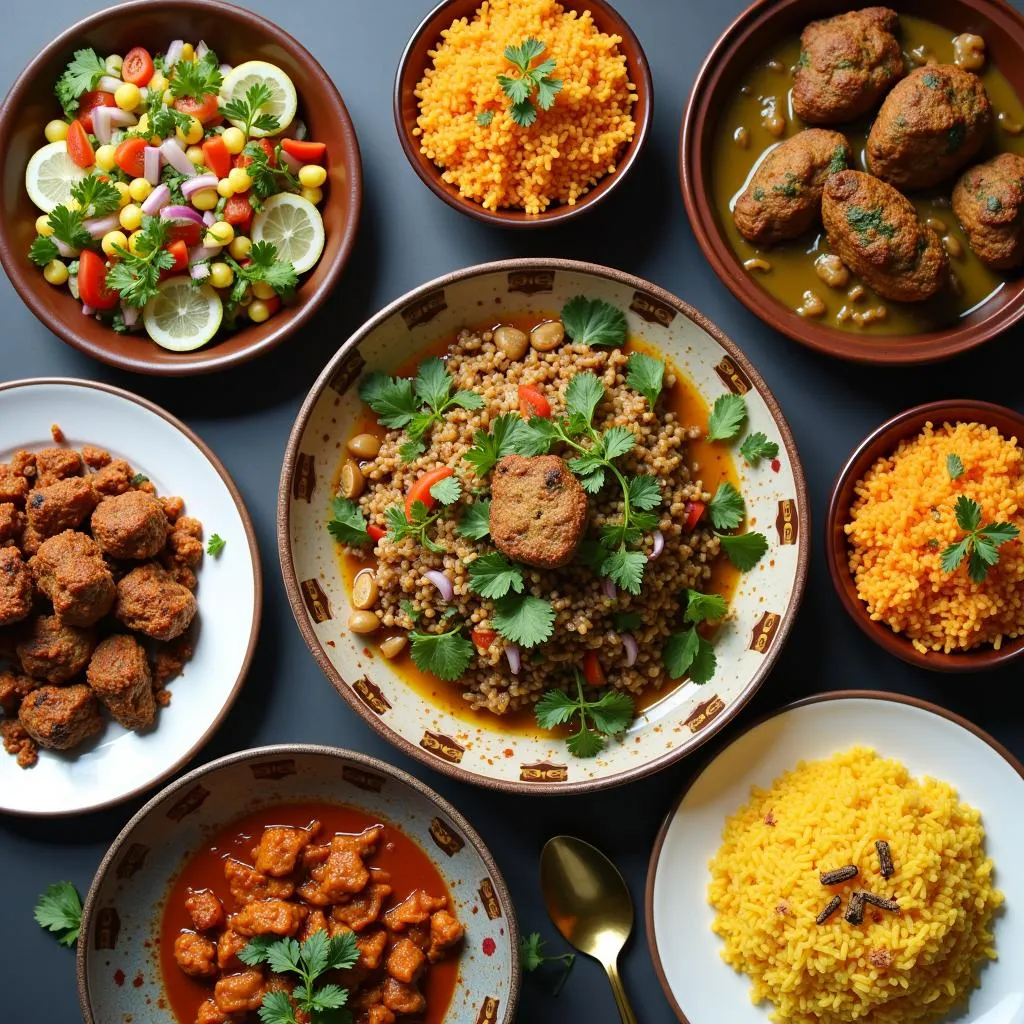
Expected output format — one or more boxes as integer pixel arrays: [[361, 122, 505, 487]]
[[279, 259, 810, 794], [77, 744, 518, 1024]]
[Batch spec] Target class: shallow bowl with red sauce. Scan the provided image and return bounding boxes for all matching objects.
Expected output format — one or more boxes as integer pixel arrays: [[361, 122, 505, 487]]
[[77, 744, 519, 1024]]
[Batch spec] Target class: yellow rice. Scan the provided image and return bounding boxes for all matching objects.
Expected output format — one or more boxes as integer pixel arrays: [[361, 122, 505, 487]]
[[845, 421, 1024, 653], [708, 747, 1002, 1024], [413, 0, 637, 213]]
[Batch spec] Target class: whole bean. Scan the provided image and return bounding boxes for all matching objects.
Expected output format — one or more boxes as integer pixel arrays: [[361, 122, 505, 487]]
[[347, 433, 381, 459], [493, 325, 529, 360], [530, 320, 565, 352], [379, 635, 408, 659], [847, 284, 866, 303], [942, 235, 963, 259], [340, 460, 364, 499], [909, 44, 932, 66], [813, 253, 849, 288], [761, 106, 786, 137], [352, 569, 379, 610], [925, 217, 947, 234], [796, 289, 826, 318], [953, 33, 986, 71], [348, 610, 380, 634], [743, 257, 772, 273], [733, 126, 750, 149]]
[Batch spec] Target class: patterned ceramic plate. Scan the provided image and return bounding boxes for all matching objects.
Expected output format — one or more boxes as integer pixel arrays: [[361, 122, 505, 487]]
[[0, 379, 261, 816], [77, 744, 519, 1024], [646, 691, 1024, 1024], [279, 260, 809, 793]]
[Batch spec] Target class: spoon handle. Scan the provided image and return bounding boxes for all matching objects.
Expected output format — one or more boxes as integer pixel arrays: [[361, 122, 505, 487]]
[[605, 957, 639, 1024]]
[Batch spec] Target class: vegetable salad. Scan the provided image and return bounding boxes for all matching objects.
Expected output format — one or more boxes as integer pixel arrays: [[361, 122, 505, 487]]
[[26, 39, 329, 351]]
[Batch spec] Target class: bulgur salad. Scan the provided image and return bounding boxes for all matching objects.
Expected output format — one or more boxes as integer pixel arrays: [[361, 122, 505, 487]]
[[329, 296, 771, 756]]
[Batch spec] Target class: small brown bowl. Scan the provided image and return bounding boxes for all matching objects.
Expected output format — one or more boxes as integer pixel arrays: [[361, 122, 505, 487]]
[[393, 0, 652, 227], [826, 399, 1024, 671], [0, 0, 362, 376], [681, 0, 1024, 365]]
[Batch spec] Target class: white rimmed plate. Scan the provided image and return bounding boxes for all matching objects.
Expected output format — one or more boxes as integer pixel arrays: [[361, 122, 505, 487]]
[[0, 379, 262, 816], [646, 691, 1024, 1024]]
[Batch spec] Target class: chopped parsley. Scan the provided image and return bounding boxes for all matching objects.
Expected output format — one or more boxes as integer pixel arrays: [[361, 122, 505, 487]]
[[34, 881, 82, 948], [827, 145, 848, 175], [497, 38, 563, 128], [534, 668, 635, 757], [846, 206, 897, 240], [739, 431, 779, 466], [409, 625, 475, 680], [706, 393, 747, 442], [625, 351, 664, 410], [399, 599, 421, 623], [476, 110, 495, 126], [168, 50, 223, 101], [940, 495, 1019, 583], [560, 295, 627, 348]]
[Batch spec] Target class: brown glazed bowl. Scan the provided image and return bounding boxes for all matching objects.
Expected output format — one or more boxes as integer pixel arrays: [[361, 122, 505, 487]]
[[0, 0, 362, 376], [394, 0, 653, 227], [681, 0, 1024, 365], [826, 399, 1024, 671]]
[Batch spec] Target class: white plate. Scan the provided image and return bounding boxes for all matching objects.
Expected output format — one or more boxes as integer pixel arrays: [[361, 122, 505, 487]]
[[0, 379, 262, 816], [647, 692, 1024, 1024]]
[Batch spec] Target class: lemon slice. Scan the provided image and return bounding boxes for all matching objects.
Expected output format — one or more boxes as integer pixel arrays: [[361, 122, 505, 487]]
[[220, 60, 297, 137], [251, 193, 325, 275], [143, 279, 223, 352], [25, 141, 89, 213]]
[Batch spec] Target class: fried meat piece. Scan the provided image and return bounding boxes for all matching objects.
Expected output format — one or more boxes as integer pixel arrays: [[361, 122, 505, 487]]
[[952, 152, 1024, 268], [0, 502, 23, 544], [0, 464, 30, 508], [1, 719, 38, 768], [185, 889, 225, 932], [386, 937, 427, 984], [18, 684, 102, 750], [213, 970, 265, 1014], [173, 932, 218, 978], [0, 668, 39, 715], [384, 890, 448, 932], [305, 825, 384, 903], [427, 909, 465, 962], [115, 563, 197, 641], [90, 459, 134, 497], [86, 634, 155, 731], [381, 977, 426, 1016], [0, 547, 33, 627], [229, 898, 305, 937], [254, 822, 319, 877], [91, 491, 169, 560], [35, 448, 83, 486], [331, 880, 393, 932], [25, 477, 97, 538], [16, 614, 96, 683], [223, 858, 295, 907], [30, 531, 115, 627]]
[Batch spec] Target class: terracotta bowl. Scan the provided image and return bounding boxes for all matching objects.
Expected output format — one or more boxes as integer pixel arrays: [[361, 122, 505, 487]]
[[680, 0, 1024, 365], [826, 399, 1024, 671], [279, 258, 810, 794], [77, 744, 520, 1024], [0, 0, 362, 376], [393, 0, 653, 227]]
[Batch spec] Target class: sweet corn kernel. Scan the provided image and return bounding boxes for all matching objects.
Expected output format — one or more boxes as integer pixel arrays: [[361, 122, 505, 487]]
[[204, 221, 234, 246], [44, 120, 69, 143], [43, 260, 69, 286], [128, 178, 153, 202], [176, 117, 203, 145], [114, 181, 131, 208], [119, 204, 143, 231], [191, 189, 219, 211], [127, 229, 145, 255], [101, 230, 128, 258], [162, 89, 174, 106], [35, 214, 53, 236], [148, 71, 167, 95], [298, 164, 327, 188], [228, 236, 252, 260], [114, 83, 141, 111], [180, 42, 195, 62], [186, 145, 205, 165], [216, 178, 235, 198], [300, 186, 323, 205], [95, 144, 118, 171], [227, 167, 251, 193], [252, 280, 276, 301], [248, 299, 271, 322], [221, 127, 246, 154], [104, 54, 123, 76], [209, 261, 234, 289]]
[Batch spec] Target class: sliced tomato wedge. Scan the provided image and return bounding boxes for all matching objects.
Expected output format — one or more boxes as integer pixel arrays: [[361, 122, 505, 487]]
[[78, 90, 116, 134], [66, 119, 95, 168], [165, 239, 189, 273], [165, 218, 204, 248], [518, 384, 551, 419], [202, 135, 231, 179], [405, 467, 454, 521], [683, 500, 706, 532], [114, 136, 147, 177], [280, 138, 326, 164], [583, 650, 606, 687], [78, 250, 118, 310], [470, 628, 497, 650], [233, 137, 275, 169], [121, 47, 155, 86], [173, 93, 221, 125], [222, 193, 253, 230], [367, 524, 386, 542]]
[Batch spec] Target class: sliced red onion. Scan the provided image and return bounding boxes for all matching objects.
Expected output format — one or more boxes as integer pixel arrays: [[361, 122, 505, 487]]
[[202, 210, 216, 226], [91, 106, 115, 145], [107, 108, 138, 127], [601, 576, 617, 600], [54, 239, 79, 259], [196, 40, 210, 60], [219, 62, 233, 77], [160, 204, 206, 226], [81, 303, 95, 316], [188, 244, 221, 265], [505, 643, 522, 674], [120, 302, 140, 327], [165, 40, 184, 67], [160, 139, 197, 176], [622, 634, 638, 667], [98, 75, 124, 93], [143, 145, 162, 185], [141, 183, 171, 215], [180, 173, 218, 198], [84, 214, 120, 238], [423, 570, 454, 602], [650, 530, 665, 560], [189, 262, 210, 281], [279, 149, 303, 174]]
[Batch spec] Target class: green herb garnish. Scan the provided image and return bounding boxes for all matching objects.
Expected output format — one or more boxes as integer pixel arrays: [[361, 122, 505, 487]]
[[220, 82, 281, 136], [535, 668, 634, 757], [497, 38, 563, 128], [130, 473, 149, 486], [386, 500, 446, 554], [106, 215, 175, 308], [706, 393, 747, 442], [718, 530, 769, 571], [168, 50, 223, 101], [206, 534, 226, 557], [626, 351, 664, 410], [28, 236, 59, 266], [739, 432, 779, 466], [467, 552, 524, 599], [519, 932, 576, 995], [613, 610, 642, 632], [457, 500, 491, 540], [663, 588, 725, 684], [940, 496, 1019, 583], [224, 240, 298, 321], [327, 496, 370, 546], [492, 594, 555, 648], [399, 599, 421, 622], [34, 882, 82, 947], [560, 295, 627, 348], [55, 49, 106, 116], [241, 141, 302, 199], [706, 481, 745, 530], [71, 175, 122, 218], [947, 453, 964, 480], [827, 145, 848, 175], [409, 625, 475, 680], [476, 110, 494, 126], [846, 206, 897, 240]]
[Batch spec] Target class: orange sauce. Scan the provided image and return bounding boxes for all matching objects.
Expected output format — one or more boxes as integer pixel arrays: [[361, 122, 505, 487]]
[[159, 802, 459, 1024], [334, 316, 741, 734]]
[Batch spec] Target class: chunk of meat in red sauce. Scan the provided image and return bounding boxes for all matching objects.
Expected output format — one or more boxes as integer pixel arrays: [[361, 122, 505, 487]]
[[214, 969, 265, 1014], [331, 880, 393, 932], [381, 976, 426, 1016], [386, 937, 426, 985], [196, 996, 236, 1024], [223, 857, 294, 907], [216, 929, 248, 971], [185, 889, 225, 932], [307, 825, 383, 902], [253, 821, 319, 878], [229, 898, 305, 937], [428, 909, 465, 962], [383, 889, 448, 932], [173, 931, 218, 978], [334, 927, 389, 992], [302, 842, 330, 869], [298, 908, 329, 942], [363, 1007, 397, 1024]]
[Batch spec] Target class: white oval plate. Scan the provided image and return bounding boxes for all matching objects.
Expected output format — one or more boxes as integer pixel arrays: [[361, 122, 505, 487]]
[[0, 379, 262, 816], [280, 259, 809, 794], [646, 691, 1024, 1024]]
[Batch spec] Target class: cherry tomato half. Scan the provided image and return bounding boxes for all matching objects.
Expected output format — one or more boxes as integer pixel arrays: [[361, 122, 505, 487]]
[[77, 90, 116, 134], [113, 136, 147, 177], [201, 135, 231, 179], [470, 628, 498, 650], [66, 119, 95, 169], [280, 138, 326, 164], [583, 650, 606, 687], [222, 193, 253, 231], [683, 500, 706, 532], [77, 249, 118, 310], [173, 93, 221, 125], [165, 239, 189, 274], [233, 137, 275, 169], [518, 384, 551, 419], [121, 47, 155, 86], [367, 525, 387, 542]]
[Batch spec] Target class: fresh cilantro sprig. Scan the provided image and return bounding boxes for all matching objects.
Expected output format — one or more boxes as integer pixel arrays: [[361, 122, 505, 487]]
[[476, 110, 495, 127], [520, 932, 576, 996], [133, 98, 192, 142], [947, 453, 965, 480], [497, 38, 563, 128], [663, 588, 726, 684], [463, 412, 529, 476], [706, 481, 745, 530], [940, 495, 1019, 583], [457, 500, 491, 540], [34, 881, 82, 948], [707, 393, 747, 442], [328, 496, 371, 546], [221, 82, 281, 136], [535, 668, 634, 757], [29, 236, 60, 266], [386, 500, 447, 554], [560, 295, 627, 348], [71, 175, 122, 218], [239, 930, 358, 1024], [29, 201, 95, 265], [360, 359, 484, 463], [614, 610, 642, 632], [739, 431, 779, 466], [242, 141, 302, 199], [168, 50, 224, 100], [106, 215, 175, 308], [206, 534, 226, 557], [626, 352, 664, 410], [55, 48, 106, 116], [409, 624, 475, 680]]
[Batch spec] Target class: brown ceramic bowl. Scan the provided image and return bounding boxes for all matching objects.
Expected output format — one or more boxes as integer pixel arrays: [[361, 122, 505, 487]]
[[826, 399, 1024, 671], [0, 0, 362, 376], [681, 0, 1024, 365], [393, 0, 653, 227]]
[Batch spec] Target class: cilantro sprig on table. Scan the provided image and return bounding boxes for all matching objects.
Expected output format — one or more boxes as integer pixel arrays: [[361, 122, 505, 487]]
[[55, 48, 106, 116], [496, 38, 563, 128], [535, 668, 635, 757], [239, 930, 359, 1024], [34, 881, 82, 948], [359, 358, 484, 462], [662, 588, 727, 685], [168, 49, 223, 100], [520, 932, 576, 995], [220, 82, 281, 136], [940, 495, 1019, 583]]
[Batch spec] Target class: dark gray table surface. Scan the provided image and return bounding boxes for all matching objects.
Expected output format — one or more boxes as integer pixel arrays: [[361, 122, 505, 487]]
[[2, 0, 1023, 1020]]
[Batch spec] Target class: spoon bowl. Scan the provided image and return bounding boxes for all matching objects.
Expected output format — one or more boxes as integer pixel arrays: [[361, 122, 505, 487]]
[[540, 835, 639, 1024]]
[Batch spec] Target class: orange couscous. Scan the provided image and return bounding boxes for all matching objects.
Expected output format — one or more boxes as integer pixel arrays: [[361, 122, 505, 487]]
[[413, 0, 637, 214], [846, 421, 1024, 653]]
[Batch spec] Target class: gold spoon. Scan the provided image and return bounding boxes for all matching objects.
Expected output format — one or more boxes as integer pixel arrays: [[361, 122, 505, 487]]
[[540, 834, 639, 1024]]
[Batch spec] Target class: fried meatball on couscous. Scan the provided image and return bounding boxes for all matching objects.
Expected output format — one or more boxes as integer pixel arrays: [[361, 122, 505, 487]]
[[793, 7, 904, 124], [822, 170, 948, 301], [953, 153, 1024, 269], [733, 129, 851, 245]]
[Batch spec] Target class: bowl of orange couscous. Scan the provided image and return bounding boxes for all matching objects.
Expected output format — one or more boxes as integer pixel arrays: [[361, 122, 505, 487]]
[[827, 400, 1024, 672], [394, 0, 651, 226]]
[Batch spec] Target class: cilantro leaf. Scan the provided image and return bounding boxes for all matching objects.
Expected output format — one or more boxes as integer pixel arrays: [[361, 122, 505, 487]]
[[256, 989, 294, 1024], [706, 481, 745, 530], [399, 439, 426, 463], [239, 140, 301, 200], [940, 536, 971, 574], [409, 626, 474, 680], [493, 594, 555, 648], [326, 931, 360, 971], [954, 495, 982, 533], [505, 38, 546, 67], [614, 611, 642, 632], [534, 689, 580, 728], [451, 389, 485, 411], [476, 110, 494, 126], [328, 496, 370, 545], [414, 357, 453, 410], [940, 498, 1019, 582], [560, 295, 628, 348], [221, 82, 280, 136], [947, 453, 965, 480], [168, 50, 223, 100], [707, 393, 747, 442], [664, 626, 716, 683], [386, 501, 446, 553], [34, 881, 82, 947], [568, 724, 606, 757], [626, 352, 664, 410], [981, 521, 1020, 545], [46, 205, 92, 251], [601, 425, 636, 461], [536, 669, 635, 758], [718, 531, 768, 571], [29, 235, 60, 266], [739, 431, 779, 466], [106, 215, 174, 307], [565, 371, 605, 423], [585, 689, 635, 735], [627, 475, 661, 511], [359, 373, 419, 429], [399, 599, 420, 622], [511, 416, 560, 456], [206, 533, 226, 557], [498, 38, 562, 126], [601, 548, 646, 595], [238, 934, 276, 967], [429, 476, 462, 505], [457, 500, 491, 540], [71, 176, 122, 217], [468, 552, 524, 599], [55, 49, 106, 116], [683, 589, 727, 624]]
